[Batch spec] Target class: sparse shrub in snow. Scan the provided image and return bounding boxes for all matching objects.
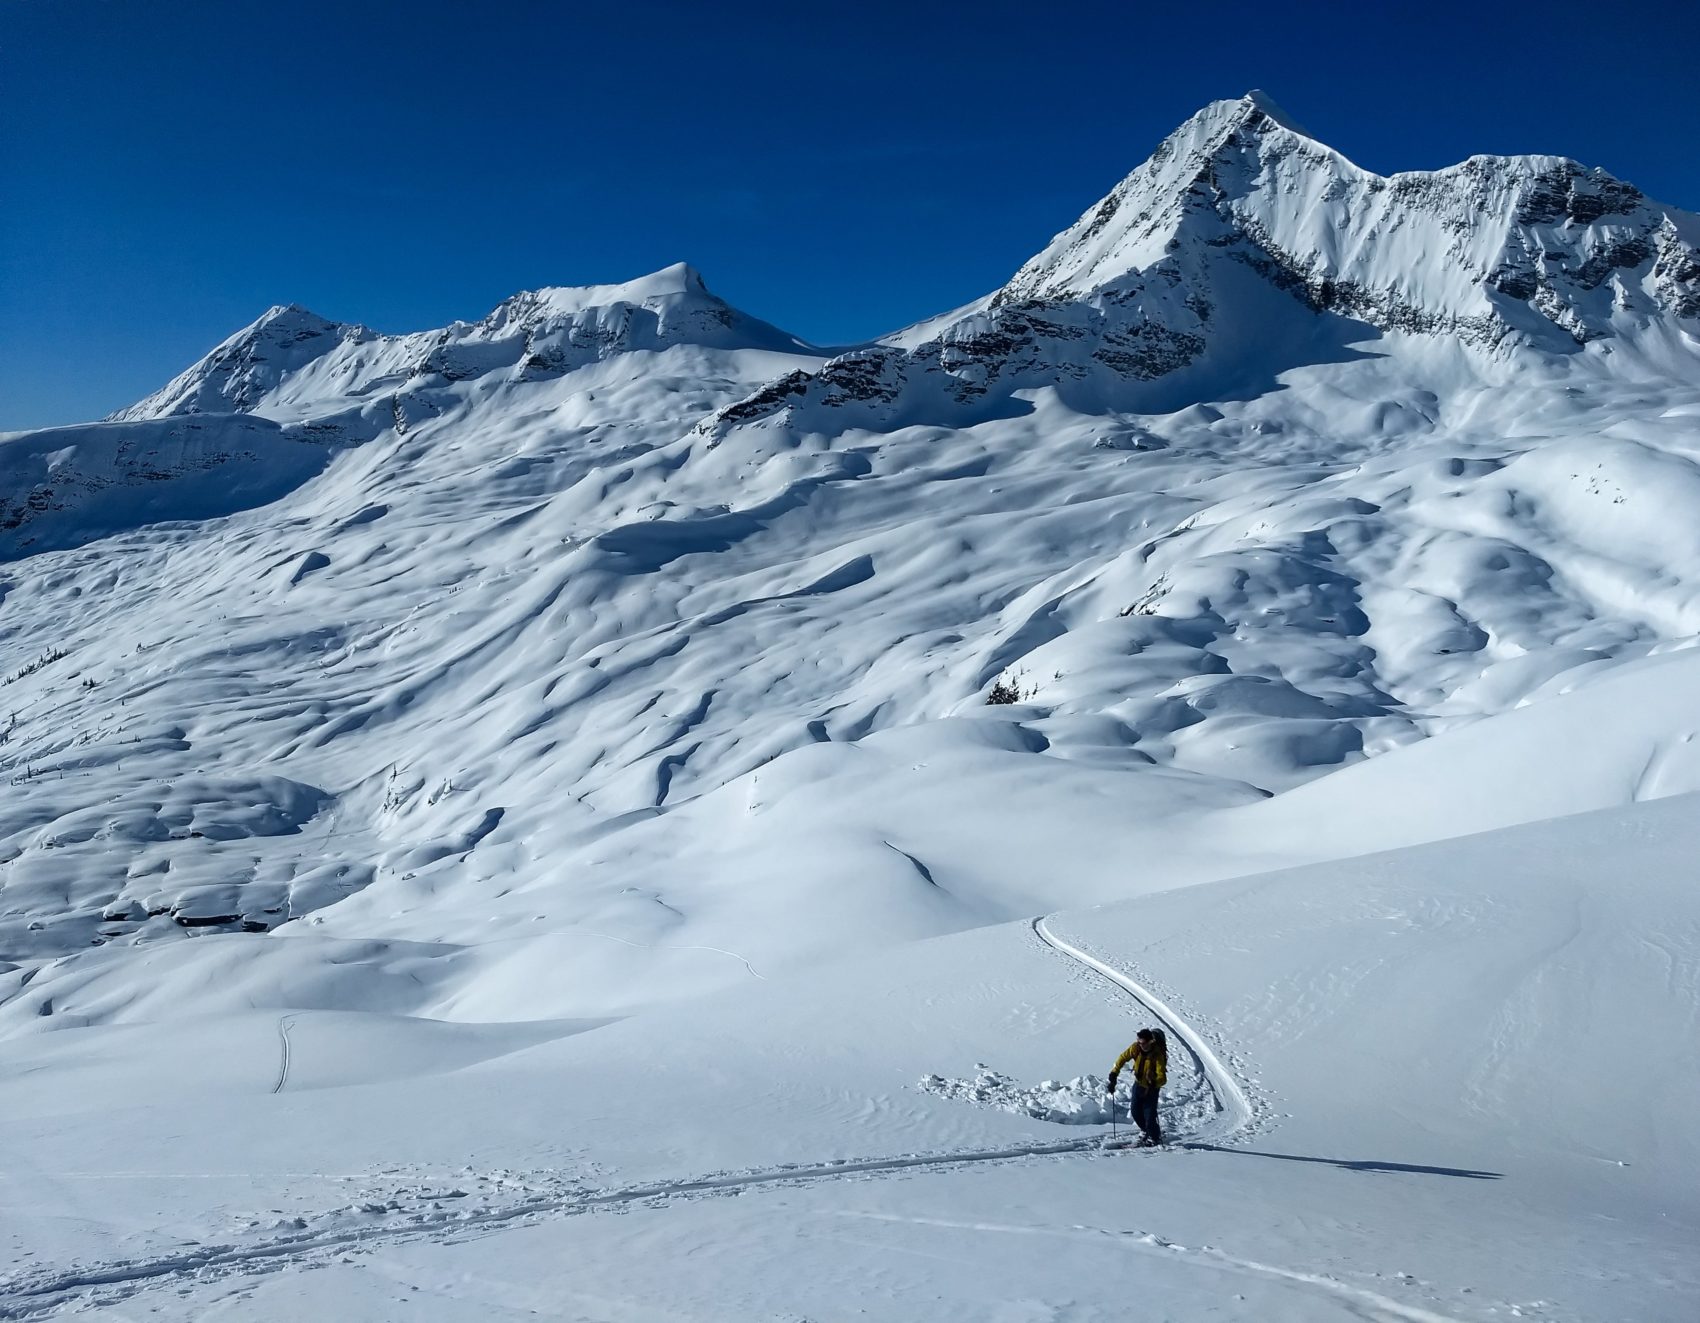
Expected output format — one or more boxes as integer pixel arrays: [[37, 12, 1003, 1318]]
[[985, 674, 1035, 706], [4, 647, 68, 686]]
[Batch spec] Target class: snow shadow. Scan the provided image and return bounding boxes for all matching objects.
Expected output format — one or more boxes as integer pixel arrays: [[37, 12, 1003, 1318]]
[[0, 414, 365, 564], [1182, 1143, 1502, 1180]]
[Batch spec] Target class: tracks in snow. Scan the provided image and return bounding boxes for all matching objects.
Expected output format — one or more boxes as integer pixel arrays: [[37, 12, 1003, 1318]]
[[0, 1138, 1110, 1317], [271, 1015, 295, 1095], [1032, 917, 1255, 1138], [1, 915, 1254, 1318]]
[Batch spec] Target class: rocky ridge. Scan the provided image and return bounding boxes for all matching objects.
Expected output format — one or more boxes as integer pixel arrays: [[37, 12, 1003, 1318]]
[[694, 93, 1700, 439]]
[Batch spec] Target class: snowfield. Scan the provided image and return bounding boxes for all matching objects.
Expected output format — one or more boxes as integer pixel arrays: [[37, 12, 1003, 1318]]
[[1, 93, 1697, 1318]]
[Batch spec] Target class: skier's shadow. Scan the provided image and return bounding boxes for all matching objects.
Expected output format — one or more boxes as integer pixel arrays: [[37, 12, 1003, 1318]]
[[1178, 1143, 1502, 1180]]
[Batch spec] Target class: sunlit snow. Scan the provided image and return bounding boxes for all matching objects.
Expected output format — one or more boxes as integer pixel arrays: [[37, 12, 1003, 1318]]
[[1, 93, 1697, 1320]]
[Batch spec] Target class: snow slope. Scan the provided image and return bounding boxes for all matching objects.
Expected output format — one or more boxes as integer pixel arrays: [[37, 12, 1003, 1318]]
[[1, 93, 1699, 1318], [0, 794, 1694, 1319]]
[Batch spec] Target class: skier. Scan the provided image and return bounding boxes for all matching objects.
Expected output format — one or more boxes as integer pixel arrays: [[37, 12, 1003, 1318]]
[[1106, 1027, 1167, 1146]]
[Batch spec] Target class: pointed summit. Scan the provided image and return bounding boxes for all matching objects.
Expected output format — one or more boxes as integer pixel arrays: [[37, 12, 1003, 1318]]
[[109, 304, 366, 422], [709, 93, 1700, 440], [211, 302, 350, 349], [630, 260, 710, 298], [995, 90, 1697, 347], [999, 93, 1324, 303], [1237, 89, 1309, 136], [1162, 90, 1312, 147], [507, 262, 713, 321]]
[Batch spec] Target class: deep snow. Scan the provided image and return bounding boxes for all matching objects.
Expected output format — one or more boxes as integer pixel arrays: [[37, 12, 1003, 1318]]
[[1, 797, 1695, 1318], [1, 93, 1698, 1318]]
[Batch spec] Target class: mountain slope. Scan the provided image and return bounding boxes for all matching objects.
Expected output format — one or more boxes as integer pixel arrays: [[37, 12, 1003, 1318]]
[[106, 304, 373, 422], [1, 793, 1695, 1320], [1, 93, 1698, 1008], [1004, 90, 1700, 344], [4, 89, 1700, 1323], [1, 267, 822, 560]]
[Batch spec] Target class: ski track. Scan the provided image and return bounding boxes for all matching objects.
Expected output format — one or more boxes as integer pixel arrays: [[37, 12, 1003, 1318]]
[[0, 916, 1253, 1318], [271, 1014, 295, 1095], [572, 926, 767, 981], [834, 1212, 1473, 1323], [1032, 916, 1256, 1137], [0, 1139, 1115, 1318]]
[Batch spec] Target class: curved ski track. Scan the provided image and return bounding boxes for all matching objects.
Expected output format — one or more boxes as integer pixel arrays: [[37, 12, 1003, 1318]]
[[1032, 917, 1254, 1134], [0, 916, 1252, 1318], [271, 1015, 295, 1095]]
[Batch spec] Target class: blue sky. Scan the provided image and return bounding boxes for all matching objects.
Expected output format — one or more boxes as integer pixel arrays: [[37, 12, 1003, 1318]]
[[3, 0, 1697, 429]]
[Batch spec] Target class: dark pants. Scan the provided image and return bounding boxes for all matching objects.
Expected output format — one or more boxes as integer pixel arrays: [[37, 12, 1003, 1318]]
[[1131, 1083, 1162, 1143]]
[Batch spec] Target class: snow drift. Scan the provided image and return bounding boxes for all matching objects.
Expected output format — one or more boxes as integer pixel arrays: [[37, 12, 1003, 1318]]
[[1, 91, 1698, 1321]]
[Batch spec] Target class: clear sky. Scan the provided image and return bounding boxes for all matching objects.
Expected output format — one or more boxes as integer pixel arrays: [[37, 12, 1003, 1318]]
[[3, 0, 1697, 429]]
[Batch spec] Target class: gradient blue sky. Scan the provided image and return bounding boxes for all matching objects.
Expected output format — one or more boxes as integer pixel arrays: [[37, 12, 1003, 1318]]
[[4, 0, 1697, 428]]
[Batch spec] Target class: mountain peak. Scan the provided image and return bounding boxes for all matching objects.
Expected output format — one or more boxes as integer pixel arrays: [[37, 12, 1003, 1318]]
[[994, 90, 1698, 347], [224, 302, 351, 343], [501, 263, 718, 325], [255, 301, 326, 323], [993, 93, 1337, 305], [629, 260, 709, 298], [111, 263, 818, 424], [108, 304, 364, 422], [1153, 90, 1315, 164], [1234, 89, 1309, 136], [474, 263, 813, 361]]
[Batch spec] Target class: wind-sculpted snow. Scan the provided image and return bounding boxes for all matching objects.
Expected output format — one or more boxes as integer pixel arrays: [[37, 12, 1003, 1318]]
[[0, 412, 379, 560], [2, 95, 1700, 1044], [0, 800, 1695, 1319], [8, 91, 1700, 1322]]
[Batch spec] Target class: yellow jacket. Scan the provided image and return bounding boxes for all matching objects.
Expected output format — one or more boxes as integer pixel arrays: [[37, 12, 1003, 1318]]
[[1110, 1041, 1166, 1088]]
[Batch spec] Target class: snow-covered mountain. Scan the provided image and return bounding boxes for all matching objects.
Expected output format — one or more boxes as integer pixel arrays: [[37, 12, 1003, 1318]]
[[112, 262, 813, 424], [701, 91, 1699, 437], [4, 265, 822, 559], [4, 88, 1699, 964], [2, 94, 1698, 1320], [1001, 91, 1700, 345]]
